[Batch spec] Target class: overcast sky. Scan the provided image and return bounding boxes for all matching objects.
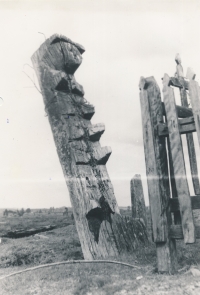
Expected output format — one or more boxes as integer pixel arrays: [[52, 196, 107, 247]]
[[1, 0, 200, 208]]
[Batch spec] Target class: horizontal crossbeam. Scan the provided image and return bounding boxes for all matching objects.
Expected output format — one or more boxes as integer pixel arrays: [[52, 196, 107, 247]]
[[170, 195, 200, 212], [162, 102, 193, 118], [158, 117, 196, 137], [169, 77, 189, 90], [170, 224, 200, 239]]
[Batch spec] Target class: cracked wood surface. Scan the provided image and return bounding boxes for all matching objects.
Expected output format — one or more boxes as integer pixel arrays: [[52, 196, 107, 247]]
[[31, 34, 145, 260], [139, 76, 177, 273]]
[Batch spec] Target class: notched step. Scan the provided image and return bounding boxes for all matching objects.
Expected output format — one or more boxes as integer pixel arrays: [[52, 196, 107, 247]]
[[71, 78, 85, 96], [81, 104, 95, 120], [74, 150, 91, 165], [88, 123, 105, 141], [93, 146, 112, 164]]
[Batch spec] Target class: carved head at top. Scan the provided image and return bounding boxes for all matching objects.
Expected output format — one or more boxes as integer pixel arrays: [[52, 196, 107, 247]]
[[35, 34, 85, 75]]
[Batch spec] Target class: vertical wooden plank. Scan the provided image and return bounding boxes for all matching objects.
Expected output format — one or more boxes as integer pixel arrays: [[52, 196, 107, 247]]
[[139, 77, 166, 242], [140, 76, 177, 273], [156, 239, 177, 274], [187, 134, 200, 195], [175, 55, 200, 195], [130, 174, 147, 228], [188, 70, 200, 149], [163, 73, 195, 244], [166, 137, 181, 224]]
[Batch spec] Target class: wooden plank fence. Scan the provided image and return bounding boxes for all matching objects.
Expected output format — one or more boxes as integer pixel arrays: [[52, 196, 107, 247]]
[[139, 55, 200, 273]]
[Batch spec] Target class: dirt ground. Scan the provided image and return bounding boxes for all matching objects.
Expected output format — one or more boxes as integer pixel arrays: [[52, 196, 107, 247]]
[[0, 260, 200, 294]]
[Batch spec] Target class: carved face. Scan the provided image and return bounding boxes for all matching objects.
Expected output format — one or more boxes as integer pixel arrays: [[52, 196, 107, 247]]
[[61, 41, 83, 74], [42, 40, 83, 74]]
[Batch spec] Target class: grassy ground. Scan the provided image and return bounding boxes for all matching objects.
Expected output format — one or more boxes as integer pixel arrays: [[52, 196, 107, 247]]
[[1, 210, 200, 294], [0, 212, 71, 236]]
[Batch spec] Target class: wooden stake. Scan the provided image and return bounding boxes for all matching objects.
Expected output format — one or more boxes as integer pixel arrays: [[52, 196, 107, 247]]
[[130, 174, 147, 228]]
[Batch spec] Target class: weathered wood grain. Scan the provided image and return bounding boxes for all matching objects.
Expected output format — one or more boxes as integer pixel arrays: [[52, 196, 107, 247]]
[[158, 121, 196, 136], [130, 174, 147, 228], [162, 73, 195, 244], [178, 71, 200, 196], [179, 117, 195, 125], [156, 239, 177, 274], [140, 76, 177, 273], [166, 135, 181, 224], [88, 123, 105, 141], [140, 76, 167, 242], [32, 34, 146, 260]]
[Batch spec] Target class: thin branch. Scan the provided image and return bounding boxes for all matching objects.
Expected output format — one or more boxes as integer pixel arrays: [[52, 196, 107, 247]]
[[0, 259, 142, 280], [23, 64, 34, 70], [38, 32, 46, 41], [22, 71, 41, 94]]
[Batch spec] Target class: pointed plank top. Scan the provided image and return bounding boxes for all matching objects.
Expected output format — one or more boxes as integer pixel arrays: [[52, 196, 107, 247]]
[[163, 73, 171, 87], [186, 67, 196, 81], [139, 77, 148, 90]]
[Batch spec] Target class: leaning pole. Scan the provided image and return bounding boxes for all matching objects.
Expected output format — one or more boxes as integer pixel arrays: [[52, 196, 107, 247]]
[[31, 34, 145, 259]]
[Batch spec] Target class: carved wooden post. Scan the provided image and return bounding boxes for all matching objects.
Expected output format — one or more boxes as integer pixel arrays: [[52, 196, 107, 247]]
[[31, 34, 144, 259], [130, 174, 147, 228]]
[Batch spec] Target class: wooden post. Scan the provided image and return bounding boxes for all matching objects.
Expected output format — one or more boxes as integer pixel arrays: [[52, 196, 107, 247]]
[[187, 67, 200, 148], [175, 55, 200, 195], [31, 34, 144, 259], [163, 73, 195, 244], [139, 76, 177, 273], [166, 137, 181, 224], [130, 174, 147, 228]]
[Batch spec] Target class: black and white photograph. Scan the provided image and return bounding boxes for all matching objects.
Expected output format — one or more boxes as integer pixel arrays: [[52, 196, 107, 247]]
[[1, 0, 200, 294]]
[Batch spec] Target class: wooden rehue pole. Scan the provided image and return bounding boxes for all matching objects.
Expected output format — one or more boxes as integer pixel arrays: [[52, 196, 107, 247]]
[[31, 34, 143, 260], [163, 73, 195, 244], [130, 174, 147, 228], [175, 54, 200, 196], [139, 76, 177, 273]]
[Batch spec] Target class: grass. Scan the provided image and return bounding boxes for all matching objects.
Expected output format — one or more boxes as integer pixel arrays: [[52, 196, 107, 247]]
[[0, 212, 71, 236], [1, 210, 200, 294], [1, 258, 200, 295], [0, 225, 83, 268]]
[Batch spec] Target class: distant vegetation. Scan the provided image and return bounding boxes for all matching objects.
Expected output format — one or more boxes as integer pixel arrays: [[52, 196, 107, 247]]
[[0, 207, 200, 294], [3, 208, 31, 217]]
